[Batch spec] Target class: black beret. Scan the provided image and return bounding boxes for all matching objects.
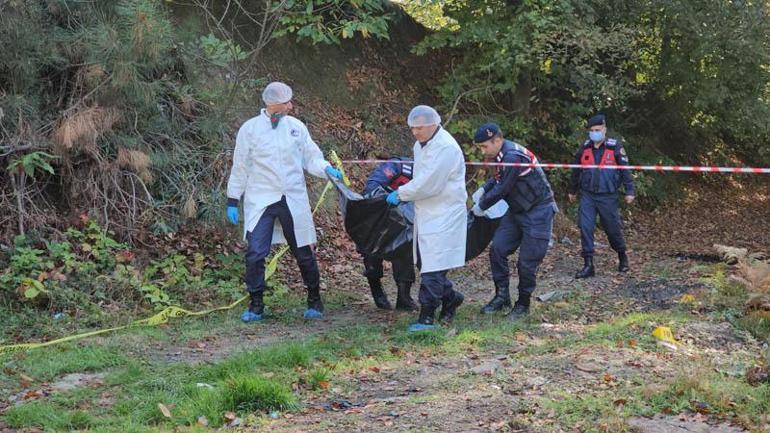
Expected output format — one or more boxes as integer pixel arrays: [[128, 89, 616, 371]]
[[473, 123, 501, 144], [587, 114, 606, 128]]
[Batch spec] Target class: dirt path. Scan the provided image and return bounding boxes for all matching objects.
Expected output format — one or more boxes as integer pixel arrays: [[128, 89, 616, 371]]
[[128, 238, 764, 432]]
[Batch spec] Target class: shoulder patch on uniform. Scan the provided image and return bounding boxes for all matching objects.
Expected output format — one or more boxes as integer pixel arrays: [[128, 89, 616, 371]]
[[620, 147, 627, 156], [606, 138, 617, 146]]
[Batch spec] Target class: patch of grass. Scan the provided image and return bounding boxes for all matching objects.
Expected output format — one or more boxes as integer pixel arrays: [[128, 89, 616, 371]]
[[307, 367, 332, 390], [517, 312, 692, 357], [105, 361, 147, 387], [1, 344, 126, 383], [222, 375, 298, 412], [3, 401, 94, 430], [209, 341, 315, 378], [48, 386, 101, 409], [734, 312, 770, 342], [440, 318, 527, 354], [111, 389, 179, 425], [542, 392, 638, 433], [537, 290, 591, 322], [391, 327, 449, 347], [640, 258, 684, 279], [586, 312, 690, 346], [254, 342, 315, 368], [700, 264, 749, 310], [179, 375, 297, 426], [644, 368, 770, 428], [86, 422, 163, 433], [166, 312, 240, 343]]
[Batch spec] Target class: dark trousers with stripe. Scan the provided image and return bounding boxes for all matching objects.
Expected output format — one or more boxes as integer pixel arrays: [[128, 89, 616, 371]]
[[578, 192, 626, 257], [245, 197, 320, 296]]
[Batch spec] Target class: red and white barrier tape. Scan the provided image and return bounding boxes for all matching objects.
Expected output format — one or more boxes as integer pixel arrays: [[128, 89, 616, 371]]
[[341, 159, 770, 174]]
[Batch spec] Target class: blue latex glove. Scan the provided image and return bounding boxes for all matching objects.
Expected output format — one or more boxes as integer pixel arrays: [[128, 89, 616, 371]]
[[325, 166, 342, 180], [386, 191, 400, 206], [227, 206, 239, 225]]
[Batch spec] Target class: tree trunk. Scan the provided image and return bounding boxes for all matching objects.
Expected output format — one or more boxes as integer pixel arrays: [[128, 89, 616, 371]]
[[11, 172, 25, 236]]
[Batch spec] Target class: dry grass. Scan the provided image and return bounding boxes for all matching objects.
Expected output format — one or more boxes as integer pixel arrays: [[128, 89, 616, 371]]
[[117, 147, 154, 185], [81, 64, 107, 87], [179, 94, 196, 117], [51, 106, 121, 152], [182, 194, 197, 219], [117, 148, 151, 173], [732, 259, 770, 318], [736, 260, 770, 294]]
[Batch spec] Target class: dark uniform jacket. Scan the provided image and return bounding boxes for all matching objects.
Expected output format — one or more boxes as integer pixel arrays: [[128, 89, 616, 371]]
[[479, 140, 554, 214]]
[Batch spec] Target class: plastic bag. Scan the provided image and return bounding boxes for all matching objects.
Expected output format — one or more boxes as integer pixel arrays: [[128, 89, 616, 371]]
[[465, 212, 501, 261], [331, 177, 413, 257], [331, 177, 502, 261]]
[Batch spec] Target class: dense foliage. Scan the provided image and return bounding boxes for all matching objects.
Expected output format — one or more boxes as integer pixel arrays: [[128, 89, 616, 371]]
[[1, 0, 768, 238], [412, 0, 770, 169], [0, 0, 260, 241]]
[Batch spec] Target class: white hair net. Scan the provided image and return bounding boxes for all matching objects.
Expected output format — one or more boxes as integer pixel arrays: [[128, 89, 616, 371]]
[[262, 82, 293, 105], [407, 105, 441, 127]]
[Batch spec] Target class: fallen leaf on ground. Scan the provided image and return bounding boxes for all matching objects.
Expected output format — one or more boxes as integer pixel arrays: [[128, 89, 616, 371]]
[[158, 403, 172, 418]]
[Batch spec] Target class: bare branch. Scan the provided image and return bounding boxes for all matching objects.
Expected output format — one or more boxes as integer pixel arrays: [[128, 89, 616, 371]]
[[443, 85, 492, 127]]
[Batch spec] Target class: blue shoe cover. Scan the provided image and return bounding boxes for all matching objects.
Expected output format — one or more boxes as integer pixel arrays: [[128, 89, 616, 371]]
[[241, 310, 263, 322], [303, 308, 323, 319], [408, 323, 436, 332]]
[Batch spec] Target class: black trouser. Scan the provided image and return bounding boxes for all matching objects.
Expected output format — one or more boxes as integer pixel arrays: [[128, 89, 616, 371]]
[[578, 192, 626, 257], [245, 197, 320, 296], [490, 201, 555, 296], [362, 243, 416, 284]]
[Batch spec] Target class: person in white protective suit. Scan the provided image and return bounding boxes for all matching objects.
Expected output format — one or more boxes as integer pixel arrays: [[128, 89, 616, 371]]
[[385, 105, 467, 332], [226, 82, 343, 322]]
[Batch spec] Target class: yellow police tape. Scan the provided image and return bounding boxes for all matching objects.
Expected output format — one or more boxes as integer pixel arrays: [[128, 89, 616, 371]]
[[0, 154, 347, 355]]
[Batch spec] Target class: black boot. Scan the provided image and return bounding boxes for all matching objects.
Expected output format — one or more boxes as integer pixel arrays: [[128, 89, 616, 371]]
[[241, 291, 265, 322], [304, 287, 324, 319], [506, 296, 530, 322], [618, 251, 630, 273], [439, 290, 464, 324], [248, 292, 265, 315], [480, 284, 511, 314], [395, 281, 418, 311], [506, 303, 530, 321], [408, 304, 437, 332], [368, 278, 392, 310], [575, 257, 595, 279]]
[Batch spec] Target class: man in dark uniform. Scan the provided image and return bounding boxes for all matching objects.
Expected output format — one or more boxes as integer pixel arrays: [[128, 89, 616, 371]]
[[471, 123, 558, 321], [360, 157, 418, 311], [568, 114, 635, 278]]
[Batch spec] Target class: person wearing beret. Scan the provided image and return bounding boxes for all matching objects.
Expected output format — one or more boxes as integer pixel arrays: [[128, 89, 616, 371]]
[[471, 123, 558, 321], [568, 114, 635, 278]]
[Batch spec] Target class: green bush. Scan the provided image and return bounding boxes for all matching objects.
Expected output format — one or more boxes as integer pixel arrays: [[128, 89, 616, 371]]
[[408, 0, 770, 200], [0, 219, 244, 339]]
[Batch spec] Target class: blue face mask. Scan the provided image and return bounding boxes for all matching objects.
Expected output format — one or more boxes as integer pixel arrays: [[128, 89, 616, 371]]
[[589, 130, 604, 143]]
